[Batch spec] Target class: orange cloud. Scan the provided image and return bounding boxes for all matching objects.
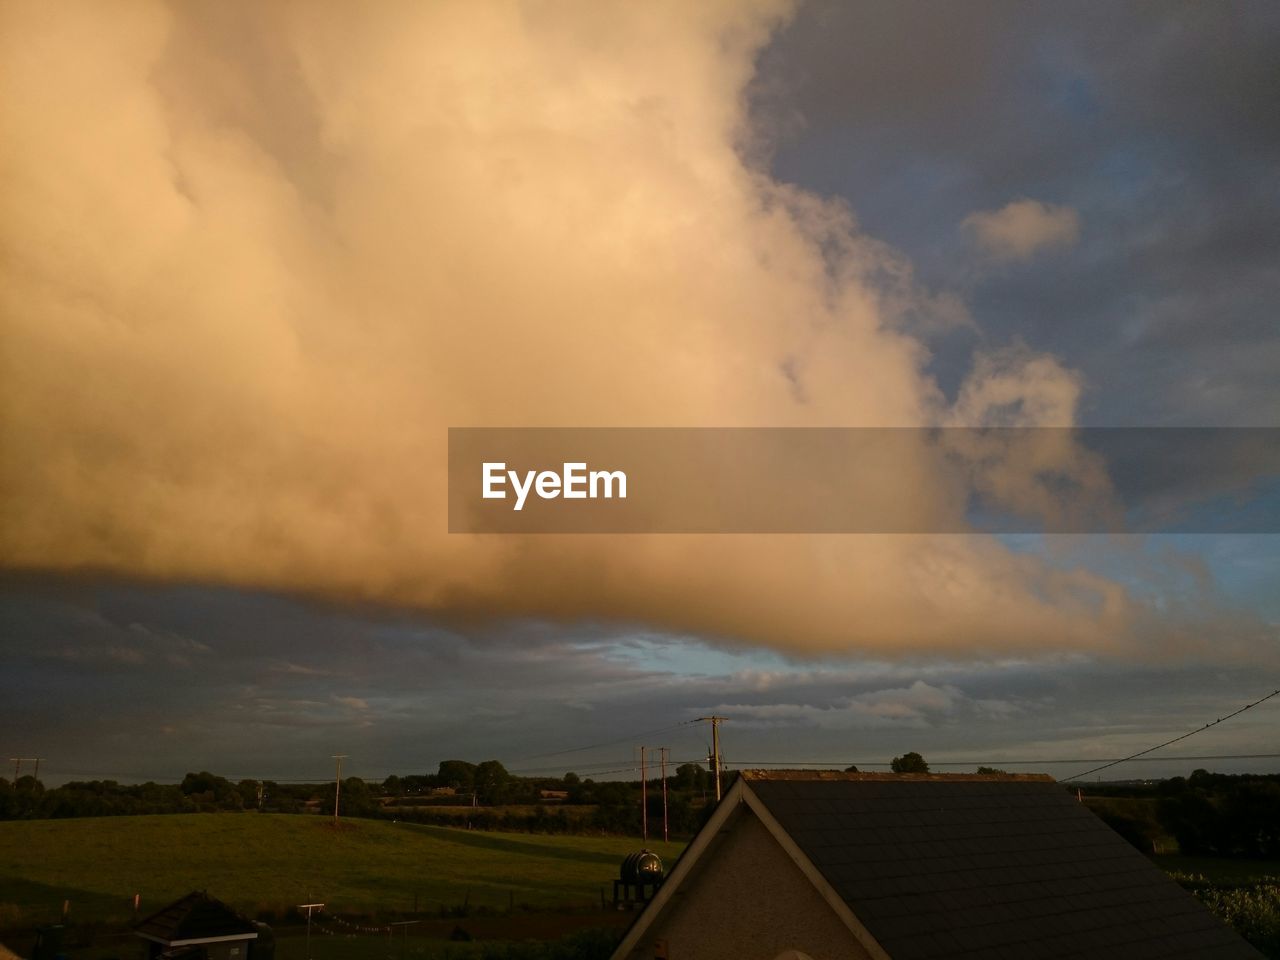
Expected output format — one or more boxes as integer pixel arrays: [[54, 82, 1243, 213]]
[[0, 1, 1219, 661], [963, 198, 1081, 261]]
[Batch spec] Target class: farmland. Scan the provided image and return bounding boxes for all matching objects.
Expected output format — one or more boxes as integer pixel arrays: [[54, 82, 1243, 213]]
[[4, 811, 1276, 958], [0, 814, 685, 930]]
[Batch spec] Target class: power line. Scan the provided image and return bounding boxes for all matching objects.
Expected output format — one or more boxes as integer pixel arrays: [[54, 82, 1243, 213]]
[[1063, 688, 1280, 781], [709, 753, 1280, 768], [32, 752, 1280, 785], [508, 720, 697, 764], [507, 760, 646, 775]]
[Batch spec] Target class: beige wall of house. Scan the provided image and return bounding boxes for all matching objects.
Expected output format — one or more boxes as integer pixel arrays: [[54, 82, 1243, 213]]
[[620, 808, 873, 960]]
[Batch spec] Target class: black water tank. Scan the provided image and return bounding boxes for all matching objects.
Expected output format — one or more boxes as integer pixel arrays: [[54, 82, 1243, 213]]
[[620, 849, 664, 884]]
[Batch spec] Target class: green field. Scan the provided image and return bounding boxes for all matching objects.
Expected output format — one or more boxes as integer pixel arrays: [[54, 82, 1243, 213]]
[[0, 814, 685, 930]]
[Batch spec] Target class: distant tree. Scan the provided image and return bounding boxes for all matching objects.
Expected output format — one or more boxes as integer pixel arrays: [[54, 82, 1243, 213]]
[[844, 765, 860, 773], [891, 752, 929, 774], [13, 774, 44, 796], [437, 760, 477, 792], [563, 771, 580, 787], [976, 766, 1007, 775], [565, 775, 591, 804], [180, 771, 214, 795], [593, 780, 632, 807], [473, 760, 511, 805], [0, 777, 15, 819], [236, 779, 261, 809], [260, 780, 280, 809], [343, 777, 378, 816], [1159, 791, 1220, 856], [180, 771, 240, 810], [400, 774, 433, 794], [1220, 780, 1280, 858], [382, 775, 403, 796], [320, 777, 376, 818], [675, 763, 709, 793]]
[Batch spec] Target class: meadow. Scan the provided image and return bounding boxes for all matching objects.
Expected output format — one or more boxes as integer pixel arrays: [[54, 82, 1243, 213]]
[[5, 812, 1275, 958], [0, 814, 685, 929]]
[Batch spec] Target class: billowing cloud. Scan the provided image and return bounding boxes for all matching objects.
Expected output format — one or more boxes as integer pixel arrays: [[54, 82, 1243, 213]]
[[963, 199, 1081, 261], [0, 0, 1257, 662]]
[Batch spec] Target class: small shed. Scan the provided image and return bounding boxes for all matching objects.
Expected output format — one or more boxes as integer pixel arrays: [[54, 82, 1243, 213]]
[[612, 770, 1262, 960], [135, 892, 260, 960]]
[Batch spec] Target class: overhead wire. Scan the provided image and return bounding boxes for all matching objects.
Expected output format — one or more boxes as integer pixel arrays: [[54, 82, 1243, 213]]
[[24, 690, 1280, 784], [1061, 688, 1280, 781]]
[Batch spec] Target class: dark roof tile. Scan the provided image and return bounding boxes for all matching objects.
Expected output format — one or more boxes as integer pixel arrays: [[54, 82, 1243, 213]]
[[746, 774, 1261, 960]]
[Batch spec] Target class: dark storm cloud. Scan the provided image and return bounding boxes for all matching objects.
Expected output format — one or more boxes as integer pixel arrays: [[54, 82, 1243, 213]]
[[753, 0, 1280, 424], [2, 578, 1276, 783]]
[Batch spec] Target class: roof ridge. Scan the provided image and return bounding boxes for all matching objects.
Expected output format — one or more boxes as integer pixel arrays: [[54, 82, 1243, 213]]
[[740, 769, 1056, 782]]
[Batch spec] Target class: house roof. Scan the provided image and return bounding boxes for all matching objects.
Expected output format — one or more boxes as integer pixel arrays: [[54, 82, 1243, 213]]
[[614, 771, 1262, 960], [135, 892, 258, 946]]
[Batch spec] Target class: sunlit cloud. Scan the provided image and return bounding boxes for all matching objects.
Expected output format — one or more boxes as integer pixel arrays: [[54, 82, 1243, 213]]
[[0, 1, 1268, 667], [963, 198, 1081, 262]]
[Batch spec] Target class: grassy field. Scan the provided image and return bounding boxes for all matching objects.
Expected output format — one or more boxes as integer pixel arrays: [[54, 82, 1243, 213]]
[[6, 813, 1273, 959], [0, 814, 684, 930]]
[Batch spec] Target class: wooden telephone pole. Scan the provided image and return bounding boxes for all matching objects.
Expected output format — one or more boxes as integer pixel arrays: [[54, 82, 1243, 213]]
[[696, 717, 727, 800], [331, 755, 347, 825], [639, 746, 648, 842], [9, 758, 41, 781], [660, 747, 669, 842]]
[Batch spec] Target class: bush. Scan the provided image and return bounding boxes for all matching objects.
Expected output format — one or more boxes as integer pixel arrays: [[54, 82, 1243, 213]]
[[890, 752, 929, 774], [1171, 873, 1280, 957]]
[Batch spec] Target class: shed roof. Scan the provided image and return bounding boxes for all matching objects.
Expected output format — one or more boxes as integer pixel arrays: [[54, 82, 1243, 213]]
[[135, 892, 258, 946], [744, 771, 1260, 960]]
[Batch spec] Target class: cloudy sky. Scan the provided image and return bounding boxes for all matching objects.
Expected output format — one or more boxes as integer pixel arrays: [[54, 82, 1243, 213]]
[[1, 0, 1277, 785]]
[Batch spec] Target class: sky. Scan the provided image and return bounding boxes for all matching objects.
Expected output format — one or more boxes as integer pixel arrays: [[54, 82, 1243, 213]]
[[1, 0, 1277, 785]]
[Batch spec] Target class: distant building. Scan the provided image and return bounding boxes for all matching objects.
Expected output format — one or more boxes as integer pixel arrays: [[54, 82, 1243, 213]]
[[612, 770, 1261, 960], [136, 892, 267, 960]]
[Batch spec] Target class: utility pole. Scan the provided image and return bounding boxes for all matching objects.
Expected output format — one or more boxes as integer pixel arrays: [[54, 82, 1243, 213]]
[[9, 758, 40, 782], [297, 903, 324, 960], [660, 747, 669, 843], [331, 755, 347, 826], [639, 746, 648, 842], [696, 716, 727, 801]]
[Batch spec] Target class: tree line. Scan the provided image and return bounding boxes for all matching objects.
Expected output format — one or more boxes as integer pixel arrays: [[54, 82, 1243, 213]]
[[7, 759, 1275, 857], [1086, 770, 1280, 859], [0, 759, 725, 837]]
